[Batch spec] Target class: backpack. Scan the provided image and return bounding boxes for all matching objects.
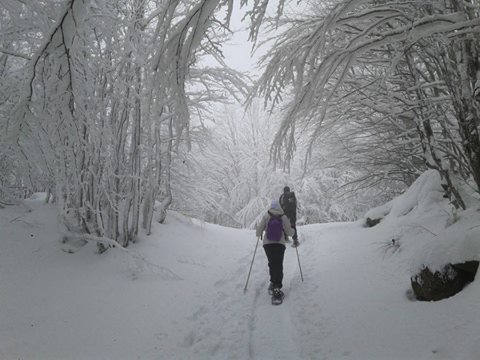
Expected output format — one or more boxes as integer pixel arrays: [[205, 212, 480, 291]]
[[266, 214, 283, 241]]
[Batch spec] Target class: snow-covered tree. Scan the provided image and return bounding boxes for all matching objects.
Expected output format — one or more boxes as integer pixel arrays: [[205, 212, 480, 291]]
[[1, 0, 249, 245], [253, 0, 480, 209], [171, 101, 286, 228]]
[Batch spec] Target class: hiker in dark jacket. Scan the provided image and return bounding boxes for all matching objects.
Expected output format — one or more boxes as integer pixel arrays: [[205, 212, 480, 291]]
[[279, 186, 299, 246], [256, 200, 294, 299]]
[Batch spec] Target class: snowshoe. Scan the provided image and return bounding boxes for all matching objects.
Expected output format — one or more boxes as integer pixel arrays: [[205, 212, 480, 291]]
[[271, 288, 284, 305]]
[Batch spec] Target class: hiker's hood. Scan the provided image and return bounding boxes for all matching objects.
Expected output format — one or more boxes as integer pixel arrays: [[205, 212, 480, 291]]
[[268, 208, 284, 216]]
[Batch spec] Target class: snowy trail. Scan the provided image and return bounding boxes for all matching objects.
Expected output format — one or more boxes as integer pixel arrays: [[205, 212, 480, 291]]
[[249, 289, 299, 360], [248, 242, 304, 360], [3, 192, 480, 360], [289, 222, 404, 359], [179, 232, 305, 360]]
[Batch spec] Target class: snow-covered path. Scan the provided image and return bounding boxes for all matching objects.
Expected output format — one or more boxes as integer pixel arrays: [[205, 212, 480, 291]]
[[178, 221, 384, 360], [186, 218, 480, 360], [179, 233, 306, 360], [249, 284, 299, 360], [248, 243, 302, 360]]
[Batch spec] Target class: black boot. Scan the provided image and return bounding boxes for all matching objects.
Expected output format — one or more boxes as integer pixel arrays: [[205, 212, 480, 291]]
[[271, 288, 284, 305]]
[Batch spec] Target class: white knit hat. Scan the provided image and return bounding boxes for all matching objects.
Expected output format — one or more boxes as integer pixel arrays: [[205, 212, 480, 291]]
[[271, 199, 280, 209]]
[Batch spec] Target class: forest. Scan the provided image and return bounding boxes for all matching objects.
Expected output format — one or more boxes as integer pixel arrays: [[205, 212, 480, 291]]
[[2, 0, 480, 245]]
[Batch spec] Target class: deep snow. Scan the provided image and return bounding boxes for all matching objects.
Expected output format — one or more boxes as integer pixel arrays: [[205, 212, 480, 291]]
[[1, 170, 480, 360]]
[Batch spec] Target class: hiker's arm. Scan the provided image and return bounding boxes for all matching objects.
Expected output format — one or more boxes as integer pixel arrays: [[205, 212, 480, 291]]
[[282, 215, 294, 237], [256, 216, 266, 237]]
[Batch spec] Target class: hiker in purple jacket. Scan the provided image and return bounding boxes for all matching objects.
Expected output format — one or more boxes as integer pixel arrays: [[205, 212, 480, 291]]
[[256, 199, 294, 298]]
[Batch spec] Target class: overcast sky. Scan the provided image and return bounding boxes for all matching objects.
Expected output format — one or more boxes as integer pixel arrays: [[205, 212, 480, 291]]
[[222, 4, 259, 73], [220, 1, 283, 74]]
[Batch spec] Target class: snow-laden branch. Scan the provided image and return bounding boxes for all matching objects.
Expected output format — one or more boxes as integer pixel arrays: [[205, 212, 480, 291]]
[[0, 47, 31, 60], [255, 1, 480, 166], [242, 0, 288, 45], [159, 0, 233, 148], [9, 0, 89, 140]]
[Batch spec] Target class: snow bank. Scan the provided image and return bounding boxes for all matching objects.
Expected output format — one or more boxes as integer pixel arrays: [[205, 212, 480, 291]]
[[364, 170, 443, 220], [365, 170, 480, 273]]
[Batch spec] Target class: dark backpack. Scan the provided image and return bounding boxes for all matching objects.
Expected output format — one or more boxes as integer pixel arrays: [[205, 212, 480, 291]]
[[266, 214, 283, 241], [280, 192, 296, 213]]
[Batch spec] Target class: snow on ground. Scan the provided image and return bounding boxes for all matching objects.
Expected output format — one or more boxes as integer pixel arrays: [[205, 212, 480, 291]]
[[1, 172, 480, 360]]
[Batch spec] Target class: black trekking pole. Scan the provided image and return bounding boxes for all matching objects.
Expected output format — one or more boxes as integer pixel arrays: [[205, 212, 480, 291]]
[[295, 245, 304, 282], [244, 236, 261, 293]]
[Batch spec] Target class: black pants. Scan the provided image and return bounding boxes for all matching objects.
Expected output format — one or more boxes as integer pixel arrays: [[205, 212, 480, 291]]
[[285, 213, 298, 241], [263, 244, 286, 289]]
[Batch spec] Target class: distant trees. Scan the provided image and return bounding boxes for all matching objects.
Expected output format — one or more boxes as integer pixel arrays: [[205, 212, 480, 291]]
[[172, 101, 382, 226], [171, 102, 286, 228]]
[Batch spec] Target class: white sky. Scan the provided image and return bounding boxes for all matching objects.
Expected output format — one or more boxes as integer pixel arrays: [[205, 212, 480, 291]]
[[220, 2, 278, 74], [222, 5, 258, 73]]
